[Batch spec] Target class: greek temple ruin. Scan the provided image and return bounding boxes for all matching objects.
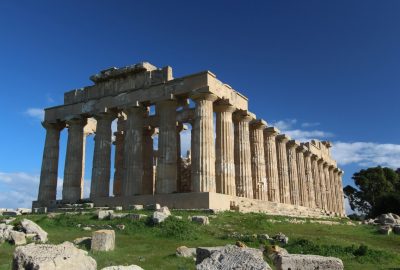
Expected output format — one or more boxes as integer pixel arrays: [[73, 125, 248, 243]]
[[33, 62, 346, 217]]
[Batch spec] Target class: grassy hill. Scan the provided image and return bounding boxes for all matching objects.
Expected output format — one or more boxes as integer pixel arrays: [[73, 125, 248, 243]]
[[1, 210, 400, 269]]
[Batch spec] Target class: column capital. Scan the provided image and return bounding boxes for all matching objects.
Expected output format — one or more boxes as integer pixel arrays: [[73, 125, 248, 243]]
[[328, 164, 335, 170], [41, 121, 65, 131], [249, 119, 267, 130], [311, 153, 320, 161], [287, 139, 300, 148], [276, 134, 291, 143], [323, 161, 329, 167], [296, 144, 307, 153], [176, 122, 188, 132], [334, 167, 340, 173], [233, 110, 255, 122], [264, 126, 280, 137], [214, 99, 236, 113], [93, 110, 117, 121], [338, 169, 344, 175], [304, 150, 312, 157], [191, 90, 218, 102]]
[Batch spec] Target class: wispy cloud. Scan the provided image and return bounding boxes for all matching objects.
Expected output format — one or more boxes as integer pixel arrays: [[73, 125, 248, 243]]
[[332, 142, 400, 168], [25, 108, 44, 121], [270, 119, 333, 142], [0, 172, 39, 209]]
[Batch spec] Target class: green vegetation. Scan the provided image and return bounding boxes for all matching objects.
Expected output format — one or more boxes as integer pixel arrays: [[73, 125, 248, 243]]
[[344, 166, 400, 217], [1, 210, 400, 269]]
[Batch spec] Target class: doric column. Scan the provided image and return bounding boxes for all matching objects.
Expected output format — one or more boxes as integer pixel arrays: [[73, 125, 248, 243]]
[[249, 119, 267, 200], [311, 154, 322, 209], [323, 162, 332, 212], [122, 106, 145, 196], [276, 134, 291, 204], [286, 140, 300, 205], [304, 150, 315, 208], [156, 99, 178, 194], [142, 126, 156, 194], [338, 170, 345, 215], [113, 113, 126, 197], [191, 92, 218, 192], [90, 112, 115, 199], [264, 127, 280, 202], [328, 165, 337, 213], [333, 168, 340, 214], [215, 101, 236, 195], [37, 122, 64, 202], [317, 159, 327, 210], [296, 145, 308, 207], [63, 118, 87, 203], [233, 110, 254, 198]]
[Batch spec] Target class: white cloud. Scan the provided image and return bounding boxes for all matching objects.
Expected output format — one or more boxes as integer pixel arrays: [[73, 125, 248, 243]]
[[0, 172, 39, 209], [25, 108, 44, 121], [301, 122, 320, 128], [332, 142, 400, 168], [271, 119, 297, 131], [344, 197, 354, 215]]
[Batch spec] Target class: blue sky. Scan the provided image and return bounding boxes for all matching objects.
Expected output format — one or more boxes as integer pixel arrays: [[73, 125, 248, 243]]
[[0, 1, 399, 211]]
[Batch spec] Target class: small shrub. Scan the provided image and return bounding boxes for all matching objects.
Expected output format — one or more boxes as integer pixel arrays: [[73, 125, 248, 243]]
[[158, 217, 199, 240], [354, 244, 369, 256]]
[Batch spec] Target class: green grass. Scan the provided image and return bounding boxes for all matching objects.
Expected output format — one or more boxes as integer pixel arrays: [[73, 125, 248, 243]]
[[1, 211, 400, 270]]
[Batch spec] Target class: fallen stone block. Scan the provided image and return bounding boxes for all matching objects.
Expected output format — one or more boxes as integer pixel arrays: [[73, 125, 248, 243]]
[[191, 216, 209, 225], [129, 214, 148, 221], [114, 206, 123, 211], [378, 225, 392, 235], [145, 203, 161, 210], [196, 245, 263, 265], [20, 219, 48, 243], [176, 246, 196, 258], [101, 266, 144, 270], [3, 210, 20, 217], [17, 208, 32, 215], [10, 231, 26, 246], [91, 230, 115, 251], [196, 245, 271, 270], [73, 236, 92, 246], [129, 204, 144, 210], [275, 253, 344, 270], [110, 213, 128, 219], [273, 232, 289, 244], [97, 210, 114, 220], [12, 242, 97, 270], [152, 211, 170, 224]]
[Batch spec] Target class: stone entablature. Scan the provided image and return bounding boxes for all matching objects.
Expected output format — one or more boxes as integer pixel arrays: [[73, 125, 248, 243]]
[[34, 62, 346, 217]]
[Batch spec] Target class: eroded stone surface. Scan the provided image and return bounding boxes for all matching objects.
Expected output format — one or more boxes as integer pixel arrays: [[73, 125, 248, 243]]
[[91, 230, 115, 251], [20, 219, 48, 243], [275, 254, 344, 270], [12, 242, 97, 270]]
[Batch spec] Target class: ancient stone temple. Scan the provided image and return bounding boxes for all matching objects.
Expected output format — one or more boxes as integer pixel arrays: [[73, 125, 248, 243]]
[[33, 62, 346, 217]]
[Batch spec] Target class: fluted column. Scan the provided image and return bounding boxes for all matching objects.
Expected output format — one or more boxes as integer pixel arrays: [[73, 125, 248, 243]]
[[304, 150, 315, 208], [333, 168, 341, 214], [264, 127, 280, 202], [317, 159, 327, 210], [90, 112, 115, 199], [122, 106, 145, 196], [249, 119, 267, 200], [191, 92, 218, 192], [286, 140, 300, 205], [311, 154, 322, 209], [338, 170, 345, 215], [156, 99, 178, 194], [215, 101, 236, 195], [38, 122, 64, 202], [113, 113, 126, 197], [323, 162, 332, 212], [63, 118, 87, 203], [296, 145, 308, 207], [328, 165, 337, 213], [276, 134, 291, 204], [143, 126, 156, 194], [233, 110, 254, 198]]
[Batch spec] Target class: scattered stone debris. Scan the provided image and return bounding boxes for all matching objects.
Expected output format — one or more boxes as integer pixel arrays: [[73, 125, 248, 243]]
[[152, 206, 171, 224], [110, 213, 128, 219], [378, 225, 392, 235], [176, 246, 196, 258], [20, 219, 48, 243], [83, 226, 92, 231], [129, 214, 148, 221], [191, 216, 209, 225], [12, 242, 97, 270], [10, 231, 26, 246], [116, 224, 125, 230], [196, 245, 271, 270], [114, 206, 123, 211], [273, 232, 289, 245], [91, 230, 115, 251], [145, 204, 161, 210]]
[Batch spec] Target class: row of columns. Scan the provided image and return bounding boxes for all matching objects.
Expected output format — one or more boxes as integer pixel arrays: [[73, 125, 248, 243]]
[[37, 92, 345, 215]]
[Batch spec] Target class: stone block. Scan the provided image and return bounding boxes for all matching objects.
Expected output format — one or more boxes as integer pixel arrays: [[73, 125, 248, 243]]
[[101, 266, 144, 270], [192, 216, 209, 225], [97, 210, 114, 220], [152, 211, 170, 224], [20, 219, 48, 243], [145, 203, 161, 210], [91, 230, 115, 251], [378, 225, 392, 235], [10, 231, 26, 246], [110, 213, 128, 219], [12, 242, 97, 270], [129, 214, 148, 221], [129, 204, 144, 210], [176, 246, 196, 258], [275, 254, 344, 270], [114, 206, 123, 211]]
